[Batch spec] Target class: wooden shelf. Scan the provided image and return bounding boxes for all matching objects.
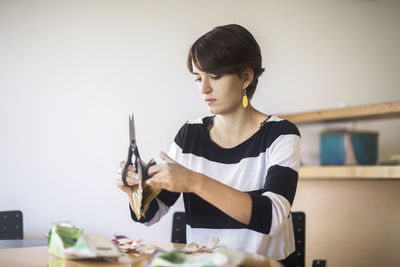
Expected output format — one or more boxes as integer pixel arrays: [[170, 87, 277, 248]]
[[281, 101, 400, 180], [280, 101, 400, 124], [299, 165, 400, 180]]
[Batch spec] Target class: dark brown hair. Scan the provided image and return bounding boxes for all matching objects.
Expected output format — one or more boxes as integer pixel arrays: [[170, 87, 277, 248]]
[[187, 24, 265, 99]]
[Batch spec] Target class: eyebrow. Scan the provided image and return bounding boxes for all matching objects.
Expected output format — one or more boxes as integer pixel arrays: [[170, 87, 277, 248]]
[[192, 72, 199, 75]]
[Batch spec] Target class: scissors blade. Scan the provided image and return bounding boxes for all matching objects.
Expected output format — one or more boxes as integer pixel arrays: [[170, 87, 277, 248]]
[[129, 113, 136, 148]]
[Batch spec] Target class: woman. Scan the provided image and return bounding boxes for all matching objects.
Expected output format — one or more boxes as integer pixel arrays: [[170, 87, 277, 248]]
[[116, 24, 301, 266]]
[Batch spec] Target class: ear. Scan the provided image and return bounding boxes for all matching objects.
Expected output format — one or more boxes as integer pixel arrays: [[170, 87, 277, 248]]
[[241, 68, 254, 90]]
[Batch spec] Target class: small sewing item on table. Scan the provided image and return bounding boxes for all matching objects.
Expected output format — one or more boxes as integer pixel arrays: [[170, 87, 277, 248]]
[[121, 114, 160, 220]]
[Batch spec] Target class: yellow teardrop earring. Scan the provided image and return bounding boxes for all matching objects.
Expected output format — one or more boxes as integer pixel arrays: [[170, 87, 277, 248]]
[[242, 89, 248, 108]]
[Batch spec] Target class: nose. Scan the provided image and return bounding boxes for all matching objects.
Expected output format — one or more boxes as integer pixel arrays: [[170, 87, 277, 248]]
[[200, 77, 212, 94]]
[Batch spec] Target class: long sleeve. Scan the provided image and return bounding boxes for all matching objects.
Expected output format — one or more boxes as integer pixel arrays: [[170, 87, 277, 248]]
[[247, 121, 301, 236]]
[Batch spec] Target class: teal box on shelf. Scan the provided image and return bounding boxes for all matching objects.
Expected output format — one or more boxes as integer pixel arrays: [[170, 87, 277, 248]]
[[320, 130, 378, 165]]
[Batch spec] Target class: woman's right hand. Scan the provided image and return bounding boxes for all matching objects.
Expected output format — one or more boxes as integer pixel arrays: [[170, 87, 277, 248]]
[[115, 161, 140, 194]]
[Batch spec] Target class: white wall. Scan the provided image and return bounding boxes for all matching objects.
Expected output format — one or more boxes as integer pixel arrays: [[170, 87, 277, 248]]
[[1, 0, 399, 265]]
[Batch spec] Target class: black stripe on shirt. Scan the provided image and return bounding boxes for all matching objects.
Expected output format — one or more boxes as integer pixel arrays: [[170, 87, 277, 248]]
[[248, 193, 273, 235], [174, 117, 300, 164], [158, 189, 181, 207], [183, 189, 270, 232], [263, 165, 298, 205]]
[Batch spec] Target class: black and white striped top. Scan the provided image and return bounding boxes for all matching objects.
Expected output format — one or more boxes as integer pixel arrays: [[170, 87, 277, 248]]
[[130, 115, 301, 260]]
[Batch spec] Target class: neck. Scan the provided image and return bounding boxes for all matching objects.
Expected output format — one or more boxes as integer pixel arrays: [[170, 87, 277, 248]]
[[213, 104, 263, 138]]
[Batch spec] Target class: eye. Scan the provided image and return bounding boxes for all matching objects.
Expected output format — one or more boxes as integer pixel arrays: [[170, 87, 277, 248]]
[[195, 77, 202, 82], [211, 75, 221, 80]]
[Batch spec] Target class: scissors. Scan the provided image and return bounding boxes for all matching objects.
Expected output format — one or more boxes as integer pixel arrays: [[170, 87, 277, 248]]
[[121, 114, 155, 188]]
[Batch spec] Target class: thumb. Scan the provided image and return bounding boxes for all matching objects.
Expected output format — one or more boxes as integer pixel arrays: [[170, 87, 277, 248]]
[[160, 151, 175, 163]]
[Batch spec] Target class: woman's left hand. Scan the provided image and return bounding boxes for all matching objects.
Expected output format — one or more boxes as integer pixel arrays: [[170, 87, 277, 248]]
[[146, 151, 201, 193]]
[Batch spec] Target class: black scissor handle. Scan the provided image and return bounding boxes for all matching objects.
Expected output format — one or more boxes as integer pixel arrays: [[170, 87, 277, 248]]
[[121, 146, 134, 187], [140, 159, 156, 182]]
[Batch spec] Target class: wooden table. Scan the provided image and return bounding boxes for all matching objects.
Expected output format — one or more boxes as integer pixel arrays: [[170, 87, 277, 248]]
[[0, 242, 283, 267], [0, 239, 47, 249]]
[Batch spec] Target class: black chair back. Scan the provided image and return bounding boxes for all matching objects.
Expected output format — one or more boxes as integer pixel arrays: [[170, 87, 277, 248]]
[[292, 211, 305, 267], [0, 210, 23, 240], [171, 211, 186, 244]]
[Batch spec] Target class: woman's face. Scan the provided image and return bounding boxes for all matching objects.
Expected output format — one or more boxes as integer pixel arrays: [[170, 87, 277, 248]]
[[192, 64, 246, 115]]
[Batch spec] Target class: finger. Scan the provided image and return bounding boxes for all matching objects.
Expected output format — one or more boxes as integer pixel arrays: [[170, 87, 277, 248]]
[[126, 176, 140, 186], [120, 171, 139, 184], [146, 177, 164, 189], [118, 163, 135, 171], [160, 151, 175, 163], [115, 175, 123, 184], [115, 178, 124, 187], [115, 176, 128, 186], [117, 161, 125, 174], [127, 170, 138, 178], [115, 178, 136, 192], [147, 164, 164, 176], [128, 165, 136, 171], [117, 170, 138, 184], [118, 164, 136, 175]]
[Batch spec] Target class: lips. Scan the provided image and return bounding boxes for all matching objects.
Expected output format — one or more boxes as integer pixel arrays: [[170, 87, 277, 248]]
[[205, 99, 216, 105]]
